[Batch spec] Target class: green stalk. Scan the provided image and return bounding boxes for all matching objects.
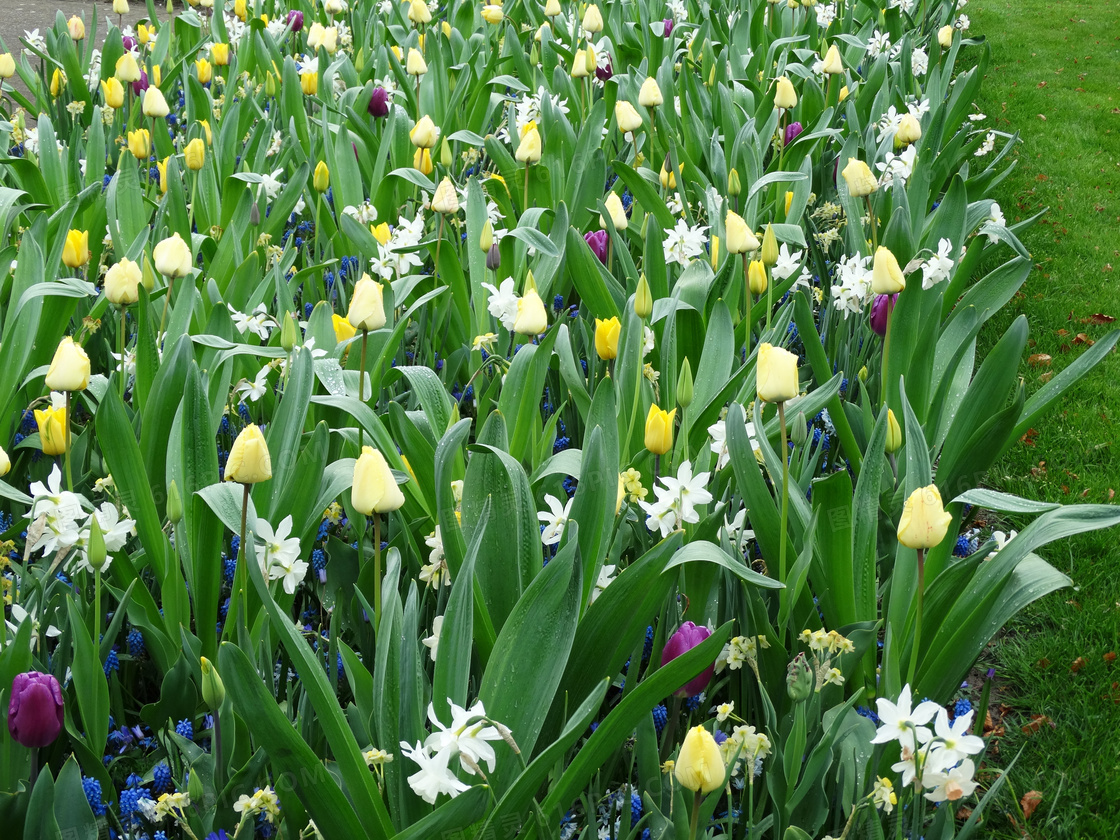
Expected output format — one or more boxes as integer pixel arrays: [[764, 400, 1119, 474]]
[[623, 316, 645, 462], [64, 391, 73, 492], [778, 401, 790, 583], [687, 790, 702, 840], [358, 329, 368, 453], [881, 297, 895, 409], [765, 265, 773, 331], [119, 306, 127, 399], [907, 547, 926, 689], [373, 513, 382, 631], [865, 194, 878, 250]]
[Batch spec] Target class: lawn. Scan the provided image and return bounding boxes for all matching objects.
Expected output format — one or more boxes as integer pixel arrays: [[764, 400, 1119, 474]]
[[967, 0, 1120, 836]]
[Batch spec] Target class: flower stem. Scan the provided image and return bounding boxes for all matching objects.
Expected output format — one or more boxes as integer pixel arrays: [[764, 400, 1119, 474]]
[[523, 163, 530, 212], [623, 316, 645, 462], [881, 296, 895, 409], [64, 390, 73, 492], [687, 790, 702, 840], [358, 329, 368, 452], [778, 401, 790, 583], [765, 264, 773, 331], [235, 482, 250, 633], [907, 547, 926, 689], [159, 275, 173, 338], [119, 306, 127, 399], [865, 194, 878, 250], [373, 513, 382, 631]]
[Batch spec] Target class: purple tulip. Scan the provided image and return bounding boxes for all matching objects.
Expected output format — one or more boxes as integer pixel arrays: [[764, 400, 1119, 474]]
[[132, 70, 149, 96], [584, 230, 608, 264], [595, 56, 613, 83], [784, 121, 803, 148], [368, 86, 390, 118], [661, 621, 714, 697], [870, 293, 897, 336], [288, 10, 304, 32], [662, 18, 674, 37], [122, 35, 137, 51], [8, 672, 64, 749]]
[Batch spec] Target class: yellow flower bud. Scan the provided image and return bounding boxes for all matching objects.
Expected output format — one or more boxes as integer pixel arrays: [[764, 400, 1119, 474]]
[[413, 147, 434, 175], [156, 158, 170, 195], [313, 161, 330, 193], [614, 101, 644, 134], [184, 138, 206, 171], [406, 48, 428, 76], [516, 123, 542, 163], [785, 191, 794, 216], [639, 77, 663, 108], [137, 24, 152, 46], [885, 408, 902, 454], [820, 44, 844, 75], [513, 289, 548, 335], [748, 259, 767, 295], [332, 313, 357, 344], [225, 424, 273, 484], [725, 211, 757, 255], [432, 176, 460, 214], [50, 68, 65, 98], [938, 25, 954, 50], [196, 58, 213, 84], [582, 4, 603, 33], [115, 53, 141, 83], [896, 113, 922, 146], [46, 337, 91, 392], [675, 725, 725, 793], [212, 42, 231, 66], [105, 258, 142, 305], [0, 445, 9, 477], [408, 0, 432, 24], [480, 220, 494, 252], [142, 86, 170, 118], [372, 222, 391, 245], [710, 235, 720, 269], [35, 406, 68, 456], [0, 54, 15, 80], [410, 115, 439, 148], [871, 246, 905, 294], [352, 446, 406, 514], [601, 192, 627, 230], [482, 4, 504, 24], [774, 76, 797, 109], [62, 229, 90, 269], [839, 85, 849, 102], [756, 342, 799, 403], [300, 71, 318, 95], [644, 404, 676, 455], [153, 232, 194, 278], [634, 274, 653, 319], [200, 657, 226, 709], [544, 0, 561, 15], [594, 317, 621, 360], [897, 484, 953, 549], [760, 224, 779, 266], [68, 16, 86, 41], [727, 167, 741, 197], [102, 77, 125, 109], [570, 48, 589, 78], [348, 274, 387, 332], [841, 159, 878, 197]]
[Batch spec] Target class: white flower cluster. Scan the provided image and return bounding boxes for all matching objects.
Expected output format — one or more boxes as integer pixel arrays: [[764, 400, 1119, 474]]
[[639, 460, 714, 538], [662, 218, 709, 267], [253, 515, 309, 594], [400, 701, 508, 803], [30, 464, 135, 573], [829, 253, 874, 318], [369, 211, 427, 280]]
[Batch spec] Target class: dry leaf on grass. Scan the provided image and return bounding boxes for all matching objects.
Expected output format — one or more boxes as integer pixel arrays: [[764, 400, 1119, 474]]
[[1021, 790, 1043, 821]]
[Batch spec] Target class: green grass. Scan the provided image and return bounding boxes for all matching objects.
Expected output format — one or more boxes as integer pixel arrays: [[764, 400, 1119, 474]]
[[963, 1, 1120, 837]]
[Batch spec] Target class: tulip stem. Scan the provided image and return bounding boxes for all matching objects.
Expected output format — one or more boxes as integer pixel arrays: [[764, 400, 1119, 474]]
[[64, 390, 73, 492], [93, 569, 102, 647], [358, 329, 368, 453], [742, 254, 751, 347], [864, 194, 878, 250], [523, 164, 531, 212], [29, 748, 39, 788], [119, 306, 127, 399], [907, 548, 926, 689], [687, 790, 702, 840], [881, 296, 895, 409], [607, 236, 613, 275], [236, 482, 250, 632], [778, 401, 789, 583], [765, 264, 773, 331], [659, 694, 681, 761], [373, 513, 382, 631], [159, 274, 173, 338], [623, 316, 645, 462]]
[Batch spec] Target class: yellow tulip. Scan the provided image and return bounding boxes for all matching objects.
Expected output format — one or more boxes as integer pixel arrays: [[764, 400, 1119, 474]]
[[153, 232, 194, 277], [372, 222, 391, 245], [570, 48, 589, 78], [634, 274, 653, 318], [638, 77, 663, 108], [115, 53, 141, 83], [105, 258, 142, 305], [785, 191, 794, 216], [0, 445, 9, 476], [62, 229, 90, 269], [513, 289, 548, 335], [820, 44, 844, 75], [756, 342, 799, 403], [516, 123, 542, 163], [675, 726, 725, 794], [348, 274, 386, 331], [601, 193, 628, 230], [725, 211, 757, 254], [896, 113, 922, 146], [615, 101, 644, 134], [45, 337, 91, 392], [199, 119, 212, 145], [938, 25, 954, 50], [659, 159, 677, 190], [482, 4, 504, 24], [50, 68, 65, 98], [196, 58, 213, 84], [871, 246, 905, 294], [710, 236, 720, 269], [410, 115, 439, 148], [225, 424, 273, 484], [432, 177, 459, 214], [594, 317, 621, 360], [544, 0, 561, 15], [300, 71, 318, 95], [644, 405, 676, 455], [68, 16, 86, 41], [137, 24, 152, 46], [0, 53, 15, 79], [897, 484, 952, 549], [156, 157, 170, 194], [35, 406, 68, 456], [332, 313, 357, 343], [841, 159, 878, 197], [313, 161, 330, 193], [102, 77, 125, 108], [184, 138, 206, 171], [413, 147, 434, 175], [143, 86, 170, 118], [352, 446, 406, 514], [408, 0, 432, 23], [128, 128, 151, 160], [774, 76, 797, 109], [839, 85, 850, 102], [406, 48, 428, 76], [211, 43, 230, 66], [152, 65, 162, 87], [582, 4, 603, 33], [885, 408, 902, 454], [760, 224, 778, 266], [234, 0, 248, 21], [748, 259, 767, 295]]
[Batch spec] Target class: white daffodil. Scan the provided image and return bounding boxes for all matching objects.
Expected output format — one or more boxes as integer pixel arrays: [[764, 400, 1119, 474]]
[[254, 515, 304, 588], [771, 243, 805, 281], [6, 604, 62, 649], [399, 740, 471, 803], [662, 218, 709, 267], [923, 758, 979, 803], [921, 238, 955, 290], [481, 278, 520, 331], [537, 493, 573, 546], [658, 460, 713, 525], [926, 708, 985, 771], [424, 701, 503, 774], [871, 684, 941, 752], [422, 615, 443, 661], [236, 366, 272, 404], [588, 564, 616, 605]]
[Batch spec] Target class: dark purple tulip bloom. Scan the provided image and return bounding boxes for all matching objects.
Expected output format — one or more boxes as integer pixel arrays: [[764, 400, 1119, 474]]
[[662, 18, 674, 37], [661, 621, 714, 698], [8, 672, 64, 749], [595, 57, 613, 82], [122, 35, 137, 51], [870, 293, 897, 336], [784, 121, 803, 147], [584, 230, 608, 264], [368, 86, 390, 118], [288, 10, 304, 32], [132, 70, 149, 96]]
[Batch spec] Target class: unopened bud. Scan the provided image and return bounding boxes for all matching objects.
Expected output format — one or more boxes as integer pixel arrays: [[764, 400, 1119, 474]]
[[728, 167, 741, 197], [486, 242, 501, 271], [791, 411, 808, 447], [87, 514, 107, 572], [440, 137, 452, 167], [677, 357, 694, 409], [634, 273, 653, 319], [166, 479, 183, 524], [480, 219, 494, 253], [250, 202, 261, 226], [200, 656, 226, 710], [786, 652, 813, 702], [281, 313, 298, 352]]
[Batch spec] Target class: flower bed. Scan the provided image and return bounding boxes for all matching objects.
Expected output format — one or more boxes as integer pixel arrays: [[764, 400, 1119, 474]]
[[0, 0, 1117, 838]]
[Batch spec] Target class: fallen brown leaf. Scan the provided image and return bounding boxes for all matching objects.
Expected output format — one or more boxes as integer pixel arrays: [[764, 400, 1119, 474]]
[[1028, 353, 1052, 366], [1071, 656, 1088, 672], [1021, 714, 1053, 734], [1073, 333, 1095, 345], [1082, 313, 1116, 324], [1021, 790, 1044, 821], [1105, 651, 1117, 663]]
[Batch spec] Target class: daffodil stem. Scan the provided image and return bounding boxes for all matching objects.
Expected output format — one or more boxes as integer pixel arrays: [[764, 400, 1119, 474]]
[[119, 306, 127, 399], [865, 194, 878, 250], [907, 548, 926, 689], [881, 297, 894, 409], [778, 401, 789, 583], [373, 513, 382, 631], [358, 329, 368, 453], [687, 790, 702, 840], [64, 391, 73, 492]]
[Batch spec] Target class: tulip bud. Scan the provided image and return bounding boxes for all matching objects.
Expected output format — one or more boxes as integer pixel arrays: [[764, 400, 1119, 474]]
[[841, 158, 878, 197], [480, 220, 494, 253], [582, 4, 603, 33], [313, 161, 330, 193], [410, 115, 439, 148], [659, 156, 677, 190], [102, 77, 125, 109], [368, 86, 390, 118], [225, 424, 272, 484], [184, 138, 206, 171], [710, 236, 720, 269], [7, 672, 65, 748], [839, 85, 850, 102], [432, 177, 459, 214], [513, 289, 548, 335], [196, 58, 213, 85], [786, 652, 813, 702], [885, 408, 902, 454], [347, 274, 386, 331], [68, 16, 86, 41], [105, 258, 142, 305], [601, 192, 627, 231], [896, 113, 922, 146], [675, 726, 725, 793], [760, 224, 778, 266], [128, 128, 151, 161], [300, 72, 318, 96], [756, 342, 798, 403], [570, 48, 589, 78], [638, 77, 663, 108], [748, 259, 767, 295], [406, 48, 428, 77], [116, 52, 141, 83], [486, 243, 501, 271], [142, 86, 170, 118], [46, 337, 91, 392], [211, 43, 230, 66], [545, 0, 561, 15], [725, 211, 757, 255], [897, 484, 952, 549], [727, 167, 741, 197], [280, 313, 298, 351], [871, 246, 905, 294], [516, 123, 542, 163], [584, 230, 608, 264], [51, 68, 65, 99], [414, 147, 433, 175], [820, 44, 844, 75], [35, 406, 67, 456], [0, 54, 15, 80], [0, 445, 9, 477], [439, 136, 453, 167], [200, 657, 226, 709], [482, 4, 504, 23], [858, 365, 868, 382], [333, 314, 357, 344], [408, 0, 432, 23], [644, 404, 676, 455], [87, 514, 108, 573], [615, 101, 643, 134], [661, 621, 713, 696], [167, 479, 183, 524], [677, 358, 694, 409], [594, 317, 621, 360], [153, 233, 194, 278], [634, 274, 653, 319], [352, 446, 405, 514], [938, 25, 954, 50], [62, 229, 90, 268], [250, 202, 261, 226], [774, 76, 797, 109]]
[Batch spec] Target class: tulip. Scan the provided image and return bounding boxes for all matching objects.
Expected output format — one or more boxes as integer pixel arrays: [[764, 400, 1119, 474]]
[[68, 16, 86, 41], [307, 22, 326, 48], [372, 223, 391, 245], [50, 69, 65, 98], [896, 113, 922, 146], [46, 337, 91, 392], [288, 10, 305, 31], [116, 53, 141, 83], [728, 167, 741, 197], [675, 726, 725, 794], [233, 0, 248, 19], [784, 120, 803, 147], [432, 177, 459, 214], [596, 56, 613, 82], [113, 0, 131, 11], [634, 274, 653, 318], [594, 317, 621, 360], [332, 313, 357, 343], [661, 621, 714, 696], [869, 294, 896, 336], [413, 147, 433, 175], [105, 258, 142, 305], [310, 161, 329, 194], [300, 72, 318, 96], [938, 24, 954, 50], [600, 193, 628, 231], [0, 54, 14, 79], [211, 43, 230, 66], [644, 404, 676, 455], [8, 672, 65, 748], [659, 158, 677, 190], [196, 58, 213, 84], [820, 44, 844, 74], [482, 4, 504, 23], [662, 17, 674, 37], [35, 406, 67, 456], [410, 115, 439, 148], [756, 342, 799, 403], [199, 119, 212, 146], [348, 275, 387, 331], [62, 229, 90, 269], [352, 447, 405, 514], [479, 220, 494, 253], [0, 445, 8, 477], [582, 4, 603, 33], [122, 35, 138, 51], [748, 259, 767, 295], [710, 236, 720, 269], [152, 64, 163, 87], [584, 230, 608, 264], [897, 484, 952, 549], [785, 191, 794, 216], [200, 657, 225, 710], [544, 0, 561, 15], [486, 242, 501, 271], [132, 70, 150, 96], [137, 24, 152, 45], [156, 158, 169, 194], [839, 85, 850, 102], [513, 289, 548, 335], [102, 77, 125, 109], [225, 424, 272, 484], [154, 233, 194, 277], [871, 246, 905, 294], [570, 49, 589, 78], [885, 408, 902, 454], [324, 0, 345, 13], [407, 48, 428, 76], [774, 76, 797, 109], [368, 86, 390, 117], [841, 159, 878, 196], [516, 124, 542, 163], [725, 211, 756, 254], [677, 357, 694, 407], [760, 224, 779, 266], [184, 138, 206, 172], [408, 0, 432, 23], [143, 86, 170, 118], [638, 77, 663, 108], [615, 101, 644, 134]]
